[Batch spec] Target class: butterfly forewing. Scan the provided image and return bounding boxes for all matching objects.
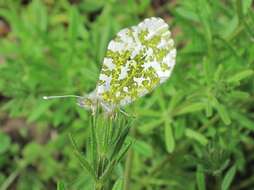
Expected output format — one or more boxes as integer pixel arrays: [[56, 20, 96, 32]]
[[97, 17, 176, 108]]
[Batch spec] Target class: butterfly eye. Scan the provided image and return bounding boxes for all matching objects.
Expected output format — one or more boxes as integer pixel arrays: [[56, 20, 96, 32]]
[[127, 57, 131, 61]]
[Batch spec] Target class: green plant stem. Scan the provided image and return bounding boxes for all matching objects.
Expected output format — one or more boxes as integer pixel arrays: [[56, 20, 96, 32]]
[[123, 148, 133, 190], [0, 169, 20, 190], [215, 174, 221, 190]]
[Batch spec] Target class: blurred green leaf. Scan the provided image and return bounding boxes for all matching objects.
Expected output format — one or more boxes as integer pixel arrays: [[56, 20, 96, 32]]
[[227, 70, 253, 83], [164, 120, 175, 153], [221, 165, 236, 190], [133, 139, 153, 157], [231, 111, 254, 131], [80, 0, 105, 12], [213, 99, 231, 125], [68, 6, 79, 43], [197, 0, 212, 46], [0, 132, 11, 154], [175, 7, 199, 22], [31, 0, 48, 32], [112, 178, 123, 190], [175, 102, 205, 115], [57, 181, 66, 190], [242, 0, 253, 14], [138, 119, 164, 134], [22, 142, 42, 163], [110, 125, 130, 160], [27, 101, 51, 122], [185, 129, 208, 145], [196, 166, 206, 190], [221, 15, 239, 38]]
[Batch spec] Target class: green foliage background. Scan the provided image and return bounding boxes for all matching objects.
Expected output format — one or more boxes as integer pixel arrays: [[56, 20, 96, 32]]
[[0, 0, 254, 189]]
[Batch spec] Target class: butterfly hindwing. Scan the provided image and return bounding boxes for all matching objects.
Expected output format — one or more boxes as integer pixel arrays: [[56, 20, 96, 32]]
[[96, 17, 176, 108]]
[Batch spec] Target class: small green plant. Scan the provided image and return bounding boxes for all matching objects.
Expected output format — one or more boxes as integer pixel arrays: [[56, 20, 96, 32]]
[[70, 114, 131, 190]]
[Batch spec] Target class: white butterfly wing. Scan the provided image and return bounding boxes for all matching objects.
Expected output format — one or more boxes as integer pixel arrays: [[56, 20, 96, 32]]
[[96, 17, 176, 108]]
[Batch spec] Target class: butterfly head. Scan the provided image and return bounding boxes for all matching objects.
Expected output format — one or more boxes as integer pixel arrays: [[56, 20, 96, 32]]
[[76, 89, 99, 114], [77, 97, 96, 113]]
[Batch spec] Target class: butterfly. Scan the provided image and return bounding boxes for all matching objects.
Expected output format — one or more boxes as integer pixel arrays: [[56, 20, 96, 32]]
[[44, 17, 176, 114]]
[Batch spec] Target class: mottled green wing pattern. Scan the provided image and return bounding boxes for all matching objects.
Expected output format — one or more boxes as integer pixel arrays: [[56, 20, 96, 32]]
[[96, 17, 176, 108]]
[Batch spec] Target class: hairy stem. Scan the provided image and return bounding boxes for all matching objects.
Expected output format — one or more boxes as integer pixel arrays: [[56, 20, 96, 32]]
[[123, 148, 133, 190]]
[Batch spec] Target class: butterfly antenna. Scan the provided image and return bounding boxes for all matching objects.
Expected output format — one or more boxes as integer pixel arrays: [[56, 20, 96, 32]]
[[43, 95, 83, 100]]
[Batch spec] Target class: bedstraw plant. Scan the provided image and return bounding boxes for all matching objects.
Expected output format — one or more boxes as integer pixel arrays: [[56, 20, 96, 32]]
[[0, 0, 254, 190]]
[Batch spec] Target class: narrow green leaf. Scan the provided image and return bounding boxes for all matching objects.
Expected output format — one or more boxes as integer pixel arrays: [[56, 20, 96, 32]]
[[133, 139, 152, 157], [69, 134, 96, 180], [100, 159, 117, 183], [214, 103, 231, 125], [205, 97, 213, 117], [214, 64, 224, 81], [185, 128, 208, 145], [228, 91, 250, 99], [0, 132, 11, 154], [90, 117, 98, 172], [112, 178, 123, 190], [27, 101, 51, 122], [175, 102, 205, 115], [138, 119, 164, 134], [98, 14, 111, 63], [174, 119, 186, 139], [221, 15, 238, 38], [243, 0, 253, 14], [214, 36, 242, 62], [203, 56, 213, 83], [80, 1, 104, 12], [227, 70, 253, 83], [175, 7, 199, 22], [110, 126, 130, 160], [117, 141, 132, 162], [136, 109, 162, 117], [138, 0, 150, 13], [236, 0, 244, 20], [196, 166, 206, 190], [164, 121, 175, 153], [231, 111, 254, 131], [168, 92, 184, 111], [57, 181, 65, 190], [221, 165, 236, 190], [212, 98, 231, 125], [32, 0, 48, 32], [68, 6, 79, 42], [197, 0, 212, 46]]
